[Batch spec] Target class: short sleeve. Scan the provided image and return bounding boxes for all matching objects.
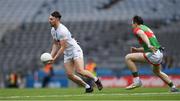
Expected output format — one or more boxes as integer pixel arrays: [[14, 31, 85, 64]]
[[57, 32, 68, 41], [133, 27, 141, 35]]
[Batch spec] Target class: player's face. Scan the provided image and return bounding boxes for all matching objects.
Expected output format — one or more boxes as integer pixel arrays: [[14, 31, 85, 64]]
[[132, 23, 136, 28], [131, 22, 137, 28], [131, 20, 135, 28], [49, 15, 58, 27]]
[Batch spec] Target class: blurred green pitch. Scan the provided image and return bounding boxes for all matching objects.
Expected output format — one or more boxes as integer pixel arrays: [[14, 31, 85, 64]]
[[0, 88, 179, 100]]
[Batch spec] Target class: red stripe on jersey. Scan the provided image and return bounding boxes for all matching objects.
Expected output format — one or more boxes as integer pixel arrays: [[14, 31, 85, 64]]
[[133, 28, 154, 38], [133, 27, 140, 35], [144, 31, 153, 38]]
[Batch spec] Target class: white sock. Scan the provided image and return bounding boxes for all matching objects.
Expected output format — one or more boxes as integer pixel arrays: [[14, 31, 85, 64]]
[[133, 77, 140, 83], [172, 85, 176, 88], [94, 77, 98, 82], [85, 84, 90, 89], [73, 75, 91, 88]]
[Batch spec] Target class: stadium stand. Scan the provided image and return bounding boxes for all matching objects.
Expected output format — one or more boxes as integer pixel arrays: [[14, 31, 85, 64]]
[[0, 0, 180, 86]]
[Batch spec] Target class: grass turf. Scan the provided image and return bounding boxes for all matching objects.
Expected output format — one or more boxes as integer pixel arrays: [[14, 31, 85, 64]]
[[0, 87, 179, 100]]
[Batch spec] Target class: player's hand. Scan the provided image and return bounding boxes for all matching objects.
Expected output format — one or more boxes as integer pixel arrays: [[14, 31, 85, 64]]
[[148, 45, 157, 53], [47, 59, 55, 64], [131, 47, 138, 53]]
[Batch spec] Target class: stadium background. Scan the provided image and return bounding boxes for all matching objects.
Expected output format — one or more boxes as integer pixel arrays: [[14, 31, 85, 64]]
[[0, 0, 180, 88]]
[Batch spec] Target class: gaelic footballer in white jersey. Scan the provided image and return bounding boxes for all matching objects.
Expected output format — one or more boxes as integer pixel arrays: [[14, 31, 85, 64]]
[[49, 11, 103, 93]]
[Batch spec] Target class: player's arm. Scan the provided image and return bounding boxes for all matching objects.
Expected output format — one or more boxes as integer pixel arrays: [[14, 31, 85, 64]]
[[52, 39, 67, 61], [131, 47, 144, 53], [136, 30, 156, 52], [51, 39, 60, 58]]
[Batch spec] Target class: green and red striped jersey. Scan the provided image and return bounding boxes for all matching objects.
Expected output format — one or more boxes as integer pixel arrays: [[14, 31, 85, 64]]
[[133, 25, 161, 52]]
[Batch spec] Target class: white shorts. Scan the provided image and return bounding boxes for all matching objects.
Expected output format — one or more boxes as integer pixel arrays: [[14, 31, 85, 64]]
[[64, 47, 83, 63], [143, 50, 163, 66]]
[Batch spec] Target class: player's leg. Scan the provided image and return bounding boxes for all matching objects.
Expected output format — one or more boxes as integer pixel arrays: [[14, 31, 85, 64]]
[[152, 65, 179, 92], [42, 75, 51, 88], [125, 53, 146, 89], [73, 57, 103, 90], [64, 60, 93, 93], [144, 50, 178, 92]]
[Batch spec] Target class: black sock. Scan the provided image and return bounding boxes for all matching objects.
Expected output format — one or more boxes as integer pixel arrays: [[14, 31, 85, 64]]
[[168, 82, 174, 88], [132, 72, 139, 77]]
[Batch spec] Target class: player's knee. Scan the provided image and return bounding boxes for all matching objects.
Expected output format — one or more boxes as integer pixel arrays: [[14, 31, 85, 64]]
[[66, 73, 74, 79], [76, 69, 84, 75], [125, 54, 132, 61]]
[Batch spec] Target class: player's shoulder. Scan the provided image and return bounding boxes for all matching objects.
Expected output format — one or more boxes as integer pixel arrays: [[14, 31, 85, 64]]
[[59, 23, 68, 30], [133, 27, 141, 34], [58, 24, 69, 34]]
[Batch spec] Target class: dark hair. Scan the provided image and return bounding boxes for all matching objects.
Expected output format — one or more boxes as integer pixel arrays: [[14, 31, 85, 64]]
[[132, 15, 144, 25], [51, 11, 61, 19]]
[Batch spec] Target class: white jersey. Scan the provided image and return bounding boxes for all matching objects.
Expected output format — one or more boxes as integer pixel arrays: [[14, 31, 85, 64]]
[[51, 23, 83, 63], [51, 23, 80, 54]]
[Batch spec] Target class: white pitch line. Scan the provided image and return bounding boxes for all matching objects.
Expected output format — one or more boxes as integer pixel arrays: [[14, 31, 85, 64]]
[[0, 92, 179, 99]]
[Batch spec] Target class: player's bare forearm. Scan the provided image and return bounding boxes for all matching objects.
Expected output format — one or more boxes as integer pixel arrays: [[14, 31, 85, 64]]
[[137, 30, 157, 52], [53, 39, 67, 61], [53, 47, 65, 61], [131, 47, 144, 53], [51, 42, 60, 58], [136, 47, 144, 52]]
